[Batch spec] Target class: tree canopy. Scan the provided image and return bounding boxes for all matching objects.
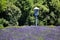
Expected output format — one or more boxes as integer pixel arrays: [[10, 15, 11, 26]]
[[0, 0, 60, 28]]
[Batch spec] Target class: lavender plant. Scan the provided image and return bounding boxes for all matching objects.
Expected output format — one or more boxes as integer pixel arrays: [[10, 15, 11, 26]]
[[0, 26, 60, 40]]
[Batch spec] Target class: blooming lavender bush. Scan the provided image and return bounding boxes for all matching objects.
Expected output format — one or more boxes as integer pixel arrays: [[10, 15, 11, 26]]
[[0, 26, 60, 40]]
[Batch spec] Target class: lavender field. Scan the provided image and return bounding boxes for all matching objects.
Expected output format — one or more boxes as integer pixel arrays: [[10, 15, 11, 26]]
[[0, 26, 60, 40]]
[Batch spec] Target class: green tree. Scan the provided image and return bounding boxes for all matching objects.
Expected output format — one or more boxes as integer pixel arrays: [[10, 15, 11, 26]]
[[15, 0, 31, 26], [7, 4, 21, 26]]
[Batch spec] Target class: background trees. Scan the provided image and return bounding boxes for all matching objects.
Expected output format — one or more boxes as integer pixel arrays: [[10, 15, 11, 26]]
[[0, 0, 60, 28]]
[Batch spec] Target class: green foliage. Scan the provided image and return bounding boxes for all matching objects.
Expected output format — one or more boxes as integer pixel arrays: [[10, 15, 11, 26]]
[[0, 18, 8, 24], [15, 0, 31, 26], [0, 0, 60, 26], [38, 37, 44, 40], [51, 0, 60, 10], [0, 25, 4, 29], [0, 18, 8, 28], [39, 21, 44, 26], [0, 24, 4, 29], [0, 0, 7, 12], [7, 4, 21, 26], [58, 18, 60, 24]]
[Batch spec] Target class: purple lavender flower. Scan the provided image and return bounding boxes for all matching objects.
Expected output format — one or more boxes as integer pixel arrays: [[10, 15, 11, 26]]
[[0, 26, 60, 40]]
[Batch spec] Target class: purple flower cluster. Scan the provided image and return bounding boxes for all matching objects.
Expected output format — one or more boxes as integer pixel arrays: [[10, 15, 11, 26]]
[[0, 26, 60, 40]]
